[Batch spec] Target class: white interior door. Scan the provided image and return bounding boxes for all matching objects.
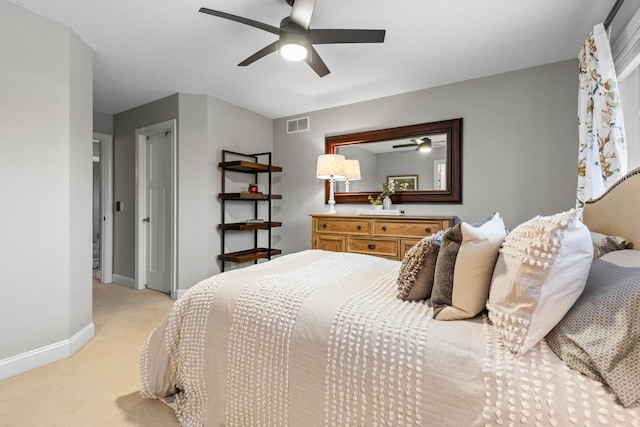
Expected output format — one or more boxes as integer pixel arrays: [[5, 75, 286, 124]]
[[144, 131, 171, 293]]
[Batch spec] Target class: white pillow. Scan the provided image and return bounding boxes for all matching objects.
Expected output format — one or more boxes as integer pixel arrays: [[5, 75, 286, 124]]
[[434, 212, 507, 320], [487, 208, 593, 356]]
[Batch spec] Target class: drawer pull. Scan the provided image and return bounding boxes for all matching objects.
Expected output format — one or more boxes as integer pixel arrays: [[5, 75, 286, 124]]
[[425, 227, 432, 233], [357, 225, 362, 230], [322, 224, 327, 228], [368, 244, 376, 250], [381, 226, 387, 232]]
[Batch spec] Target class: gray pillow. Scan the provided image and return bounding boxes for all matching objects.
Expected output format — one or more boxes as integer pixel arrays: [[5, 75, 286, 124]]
[[397, 237, 439, 301], [590, 231, 630, 259], [545, 250, 640, 408], [431, 224, 462, 317]]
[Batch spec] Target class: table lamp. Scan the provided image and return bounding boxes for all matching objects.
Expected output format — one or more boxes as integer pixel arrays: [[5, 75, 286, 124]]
[[316, 154, 346, 214], [339, 159, 361, 192]]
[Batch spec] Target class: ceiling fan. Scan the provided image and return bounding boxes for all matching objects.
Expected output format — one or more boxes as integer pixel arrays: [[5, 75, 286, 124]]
[[199, 0, 386, 77], [393, 137, 432, 153]]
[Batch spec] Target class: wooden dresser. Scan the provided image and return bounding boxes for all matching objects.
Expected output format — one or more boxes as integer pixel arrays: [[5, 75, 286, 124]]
[[311, 214, 457, 260]]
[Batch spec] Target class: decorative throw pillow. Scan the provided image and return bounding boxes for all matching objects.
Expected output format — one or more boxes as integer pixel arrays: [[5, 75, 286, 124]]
[[590, 231, 629, 259], [431, 224, 462, 310], [397, 237, 440, 301], [545, 249, 640, 408], [432, 212, 507, 320], [487, 208, 593, 356]]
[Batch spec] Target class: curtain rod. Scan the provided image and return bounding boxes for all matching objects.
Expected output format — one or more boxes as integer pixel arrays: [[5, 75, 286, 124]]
[[604, 0, 625, 30]]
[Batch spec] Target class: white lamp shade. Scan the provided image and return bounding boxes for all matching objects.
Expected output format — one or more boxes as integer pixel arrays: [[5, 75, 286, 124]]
[[343, 159, 361, 180], [316, 154, 346, 179]]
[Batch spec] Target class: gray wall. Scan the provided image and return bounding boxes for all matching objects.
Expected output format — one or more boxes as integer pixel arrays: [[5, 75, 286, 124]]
[[274, 60, 579, 254], [112, 93, 273, 288], [0, 0, 92, 359], [93, 111, 113, 135], [177, 94, 210, 288]]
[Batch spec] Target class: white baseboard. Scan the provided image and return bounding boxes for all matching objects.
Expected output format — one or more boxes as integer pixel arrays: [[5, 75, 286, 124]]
[[69, 322, 95, 355], [113, 274, 135, 289], [0, 322, 95, 381]]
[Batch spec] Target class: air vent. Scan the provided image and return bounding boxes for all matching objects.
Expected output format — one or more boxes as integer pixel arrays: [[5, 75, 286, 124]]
[[286, 116, 310, 134]]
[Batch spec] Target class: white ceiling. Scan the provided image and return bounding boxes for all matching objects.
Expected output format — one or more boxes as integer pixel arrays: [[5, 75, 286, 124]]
[[9, 0, 616, 119]]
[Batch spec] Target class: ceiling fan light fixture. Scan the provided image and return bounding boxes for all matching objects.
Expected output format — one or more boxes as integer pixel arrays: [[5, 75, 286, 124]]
[[280, 42, 308, 61], [409, 137, 432, 153], [416, 143, 431, 153], [199, 1, 386, 76], [416, 139, 432, 153], [279, 29, 309, 61]]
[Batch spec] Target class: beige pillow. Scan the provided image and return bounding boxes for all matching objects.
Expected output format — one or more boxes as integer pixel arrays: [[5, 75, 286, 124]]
[[487, 208, 593, 356], [397, 237, 439, 301], [433, 212, 507, 320]]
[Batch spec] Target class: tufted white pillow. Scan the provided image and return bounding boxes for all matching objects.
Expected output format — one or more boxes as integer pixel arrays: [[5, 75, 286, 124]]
[[487, 208, 593, 356]]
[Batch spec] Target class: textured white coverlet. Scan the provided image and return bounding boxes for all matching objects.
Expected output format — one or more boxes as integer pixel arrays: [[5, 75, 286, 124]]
[[141, 250, 640, 426]]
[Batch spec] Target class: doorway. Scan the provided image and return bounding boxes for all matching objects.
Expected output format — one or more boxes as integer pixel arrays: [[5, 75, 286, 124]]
[[93, 132, 114, 283], [135, 120, 177, 297]]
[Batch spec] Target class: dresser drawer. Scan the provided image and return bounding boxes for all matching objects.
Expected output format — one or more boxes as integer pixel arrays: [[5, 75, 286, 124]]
[[400, 238, 422, 259], [373, 221, 442, 238], [315, 234, 345, 252], [316, 218, 370, 235], [347, 238, 398, 258]]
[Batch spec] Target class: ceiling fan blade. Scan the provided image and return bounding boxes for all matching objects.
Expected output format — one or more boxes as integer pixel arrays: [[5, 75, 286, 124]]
[[392, 143, 416, 149], [305, 46, 330, 77], [309, 29, 386, 44], [289, 0, 317, 30], [199, 7, 279, 35], [238, 41, 279, 66]]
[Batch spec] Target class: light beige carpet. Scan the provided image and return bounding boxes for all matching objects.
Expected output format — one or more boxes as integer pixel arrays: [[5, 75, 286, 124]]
[[0, 280, 180, 426]]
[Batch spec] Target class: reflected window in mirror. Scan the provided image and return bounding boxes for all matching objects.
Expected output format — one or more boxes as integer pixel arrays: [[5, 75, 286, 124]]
[[325, 118, 462, 204]]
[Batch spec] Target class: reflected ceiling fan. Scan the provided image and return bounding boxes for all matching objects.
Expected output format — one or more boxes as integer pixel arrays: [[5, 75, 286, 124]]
[[199, 0, 386, 77], [393, 137, 432, 153]]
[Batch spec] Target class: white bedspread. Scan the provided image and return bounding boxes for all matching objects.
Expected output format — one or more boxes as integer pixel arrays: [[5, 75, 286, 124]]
[[141, 250, 640, 426]]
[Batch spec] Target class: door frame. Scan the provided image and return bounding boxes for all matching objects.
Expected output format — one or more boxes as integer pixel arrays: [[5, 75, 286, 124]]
[[93, 132, 114, 284], [135, 119, 177, 297]]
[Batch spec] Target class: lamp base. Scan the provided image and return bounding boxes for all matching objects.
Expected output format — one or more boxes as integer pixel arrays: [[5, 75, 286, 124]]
[[325, 177, 339, 214], [325, 204, 338, 214]]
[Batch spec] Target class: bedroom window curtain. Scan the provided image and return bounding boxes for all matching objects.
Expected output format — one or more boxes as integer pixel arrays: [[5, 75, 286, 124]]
[[577, 23, 628, 206]]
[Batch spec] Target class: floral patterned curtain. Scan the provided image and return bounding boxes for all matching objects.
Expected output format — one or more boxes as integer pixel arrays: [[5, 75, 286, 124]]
[[577, 23, 627, 206]]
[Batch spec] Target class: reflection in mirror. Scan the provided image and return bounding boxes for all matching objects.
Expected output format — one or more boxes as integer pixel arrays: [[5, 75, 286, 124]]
[[325, 118, 462, 204], [334, 133, 447, 193]]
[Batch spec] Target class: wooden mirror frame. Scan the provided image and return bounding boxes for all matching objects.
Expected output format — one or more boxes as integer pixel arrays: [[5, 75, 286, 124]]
[[325, 118, 462, 204]]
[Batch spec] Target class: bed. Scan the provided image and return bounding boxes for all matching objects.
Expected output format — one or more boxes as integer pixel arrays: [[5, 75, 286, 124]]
[[141, 168, 640, 426]]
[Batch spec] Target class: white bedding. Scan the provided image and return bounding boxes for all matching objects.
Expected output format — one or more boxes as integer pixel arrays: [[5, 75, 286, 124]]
[[141, 250, 640, 426]]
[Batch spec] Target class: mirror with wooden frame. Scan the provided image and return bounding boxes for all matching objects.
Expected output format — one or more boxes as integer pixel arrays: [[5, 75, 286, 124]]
[[325, 118, 462, 204]]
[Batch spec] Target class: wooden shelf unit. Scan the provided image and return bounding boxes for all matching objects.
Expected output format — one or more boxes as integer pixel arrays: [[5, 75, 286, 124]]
[[217, 248, 283, 264], [219, 160, 283, 174], [218, 193, 282, 200], [218, 150, 282, 271], [218, 222, 282, 231]]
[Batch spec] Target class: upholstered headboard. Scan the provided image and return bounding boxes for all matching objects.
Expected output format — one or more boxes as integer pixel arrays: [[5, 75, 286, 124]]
[[582, 167, 640, 247]]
